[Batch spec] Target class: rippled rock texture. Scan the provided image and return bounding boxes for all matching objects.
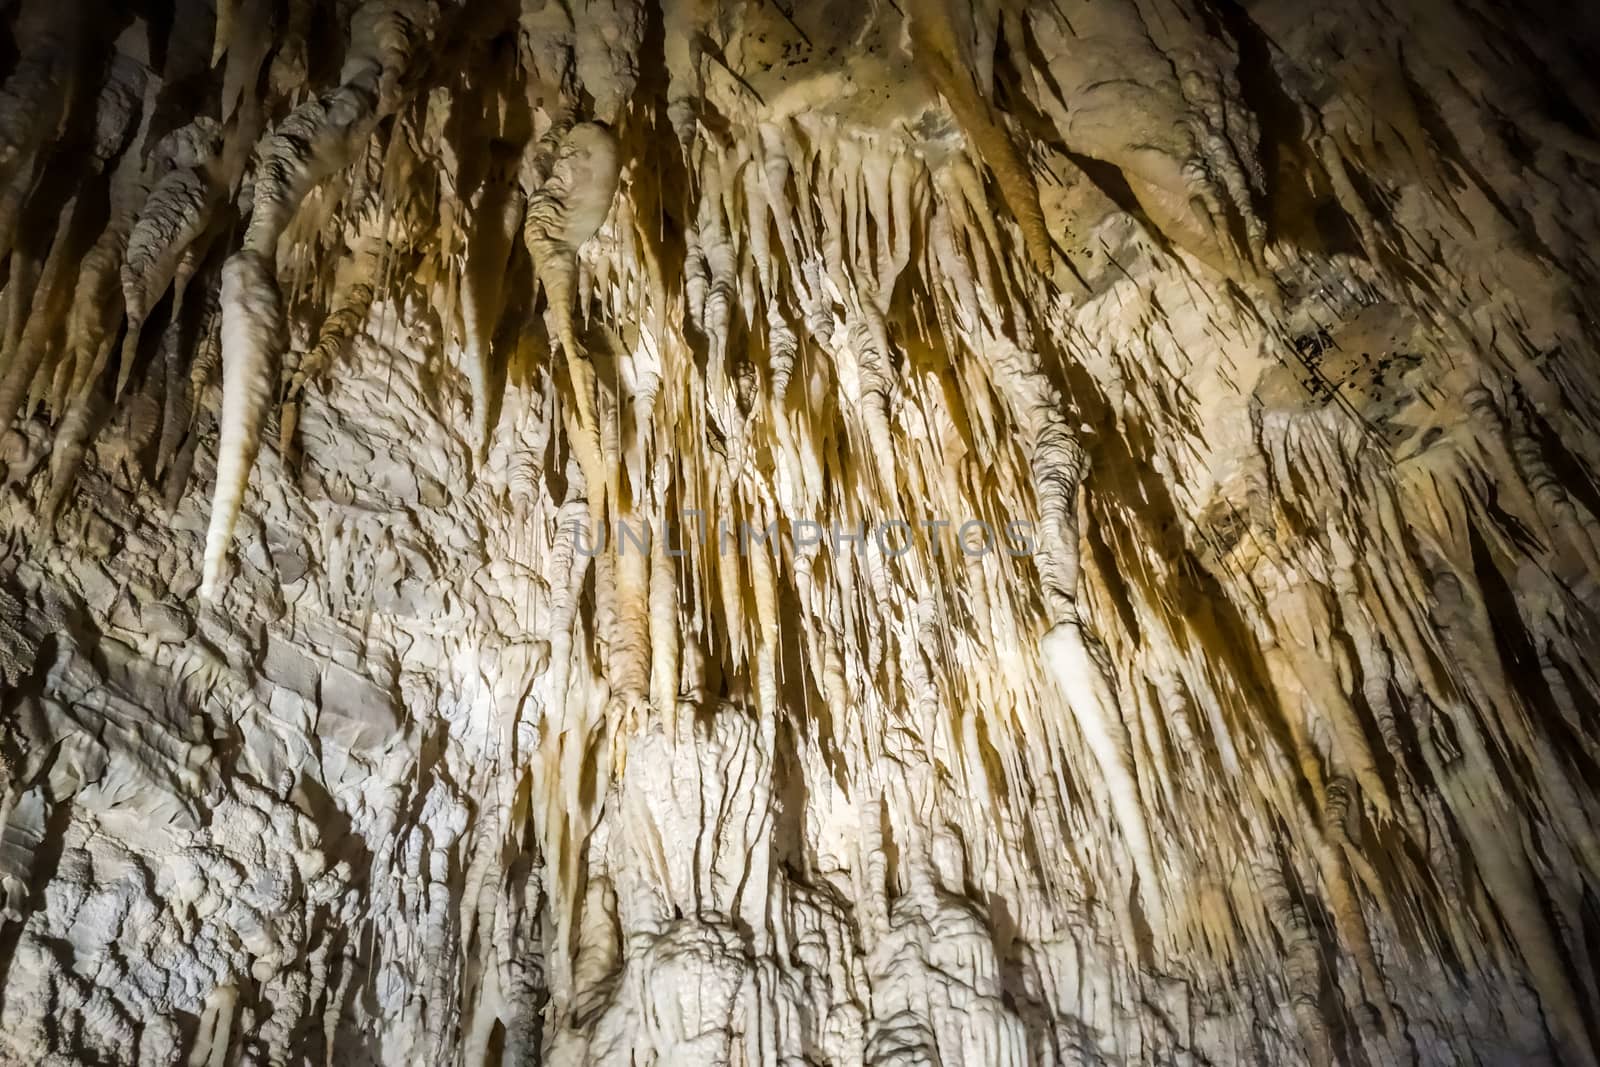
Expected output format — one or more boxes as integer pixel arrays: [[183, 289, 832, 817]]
[[2, 0, 1600, 1063]]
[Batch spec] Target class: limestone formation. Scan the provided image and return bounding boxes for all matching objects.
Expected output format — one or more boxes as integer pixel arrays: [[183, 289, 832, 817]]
[[1, 0, 1600, 1063]]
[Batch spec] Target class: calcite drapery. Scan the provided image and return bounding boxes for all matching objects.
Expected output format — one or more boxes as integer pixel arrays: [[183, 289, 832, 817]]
[[2, 0, 1600, 1063]]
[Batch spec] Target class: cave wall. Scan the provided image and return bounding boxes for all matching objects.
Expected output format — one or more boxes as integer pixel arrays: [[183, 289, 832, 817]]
[[2, 0, 1600, 1063]]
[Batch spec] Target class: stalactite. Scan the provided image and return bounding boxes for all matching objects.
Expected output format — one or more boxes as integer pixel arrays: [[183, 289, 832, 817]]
[[118, 149, 223, 398], [524, 121, 620, 454], [904, 0, 1051, 271], [200, 250, 282, 598], [461, 143, 526, 463], [0, 197, 83, 424]]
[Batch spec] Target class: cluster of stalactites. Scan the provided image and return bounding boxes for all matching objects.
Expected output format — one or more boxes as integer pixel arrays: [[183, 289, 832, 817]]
[[6, 1, 1600, 1064], [0, 0, 637, 599]]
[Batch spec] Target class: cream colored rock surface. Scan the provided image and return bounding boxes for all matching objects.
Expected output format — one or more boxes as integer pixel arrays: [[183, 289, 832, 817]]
[[1, 0, 1600, 1063]]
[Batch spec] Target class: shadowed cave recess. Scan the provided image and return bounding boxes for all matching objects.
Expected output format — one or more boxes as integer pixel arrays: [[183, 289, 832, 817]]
[[2, 0, 1600, 1063]]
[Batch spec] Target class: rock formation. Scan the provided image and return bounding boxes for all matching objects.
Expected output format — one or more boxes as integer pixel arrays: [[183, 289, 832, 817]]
[[1, 0, 1600, 1063]]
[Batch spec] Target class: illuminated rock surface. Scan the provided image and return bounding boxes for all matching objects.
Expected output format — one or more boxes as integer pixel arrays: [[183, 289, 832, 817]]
[[1, 0, 1600, 1062]]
